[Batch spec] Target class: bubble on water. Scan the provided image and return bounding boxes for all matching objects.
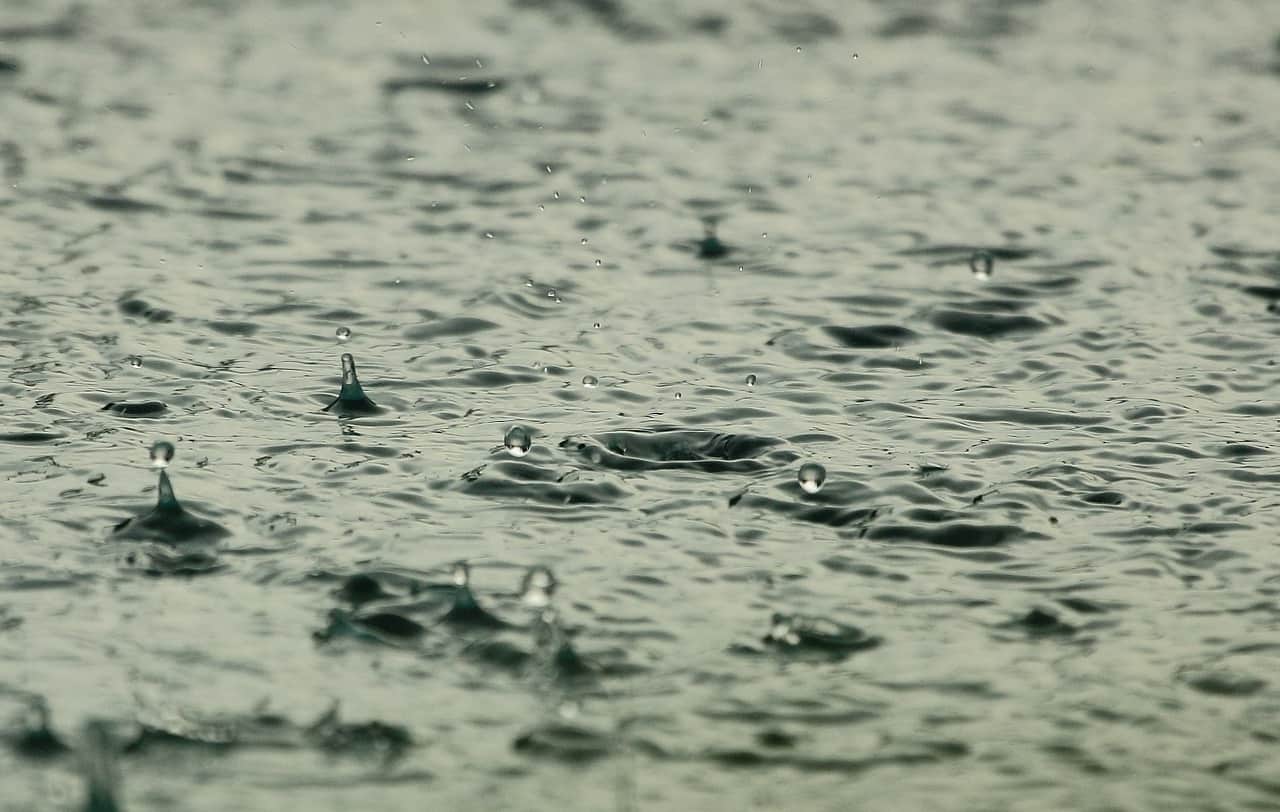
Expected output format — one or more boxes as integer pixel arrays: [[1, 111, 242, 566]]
[[149, 440, 175, 469], [521, 566, 557, 608], [504, 426, 533, 457], [798, 462, 826, 494], [127, 356, 142, 368], [582, 375, 598, 388], [335, 326, 351, 342], [452, 561, 470, 588], [538, 204, 545, 211], [746, 374, 757, 387], [970, 251, 994, 280]]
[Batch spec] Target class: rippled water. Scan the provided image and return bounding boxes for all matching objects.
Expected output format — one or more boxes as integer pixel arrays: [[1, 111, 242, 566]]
[[4, 0, 1280, 809]]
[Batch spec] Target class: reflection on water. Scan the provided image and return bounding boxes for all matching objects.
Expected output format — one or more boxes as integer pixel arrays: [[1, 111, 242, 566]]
[[3, 0, 1280, 809]]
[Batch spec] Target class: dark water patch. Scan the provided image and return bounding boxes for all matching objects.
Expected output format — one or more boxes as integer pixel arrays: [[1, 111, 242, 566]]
[[1220, 443, 1268, 457], [457, 465, 627, 505], [513, 723, 615, 764], [403, 317, 498, 340], [207, 320, 259, 336], [0, 7, 81, 40], [383, 76, 505, 95], [0, 431, 64, 443], [899, 244, 1038, 261], [1001, 608, 1077, 637], [85, 195, 167, 214], [1081, 490, 1124, 506], [931, 308, 1047, 338], [702, 741, 966, 774], [511, 0, 661, 39], [0, 55, 20, 73], [769, 11, 840, 41], [307, 705, 412, 762], [730, 494, 878, 531], [4, 702, 70, 760], [1178, 667, 1267, 697], [561, 428, 789, 474], [101, 401, 167, 418], [822, 324, 917, 349], [867, 523, 1034, 548], [314, 608, 426, 647], [117, 293, 174, 323], [757, 613, 881, 660], [949, 408, 1105, 427]]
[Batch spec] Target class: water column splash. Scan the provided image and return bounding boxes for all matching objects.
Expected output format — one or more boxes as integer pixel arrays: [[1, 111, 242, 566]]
[[521, 566, 592, 680], [112, 441, 229, 548], [323, 353, 382, 415], [80, 720, 122, 812], [439, 561, 508, 629], [696, 216, 729, 259]]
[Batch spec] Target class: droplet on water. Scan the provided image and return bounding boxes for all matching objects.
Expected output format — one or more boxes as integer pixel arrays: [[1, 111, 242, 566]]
[[798, 462, 826, 495], [149, 441, 175, 469], [335, 326, 351, 342], [746, 374, 757, 387], [452, 561, 470, 587], [128, 356, 142, 368], [504, 426, 533, 457], [580, 237, 588, 245], [521, 566, 557, 608], [594, 259, 601, 267], [674, 391, 682, 400], [970, 251, 994, 280], [582, 375, 598, 388], [592, 322, 601, 329], [546, 288, 557, 298]]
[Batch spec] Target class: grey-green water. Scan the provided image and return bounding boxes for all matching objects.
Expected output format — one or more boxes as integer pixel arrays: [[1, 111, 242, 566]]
[[3, 1, 1280, 809]]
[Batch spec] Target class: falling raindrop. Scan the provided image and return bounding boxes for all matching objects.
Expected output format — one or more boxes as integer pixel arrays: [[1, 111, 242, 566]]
[[746, 374, 757, 387], [422, 54, 431, 65], [594, 259, 602, 267], [504, 426, 533, 458], [969, 251, 994, 280], [546, 288, 557, 298], [798, 462, 826, 495], [149, 441, 175, 469], [581, 237, 588, 245], [592, 322, 601, 329], [582, 375, 598, 388], [127, 356, 142, 368], [335, 326, 352, 342]]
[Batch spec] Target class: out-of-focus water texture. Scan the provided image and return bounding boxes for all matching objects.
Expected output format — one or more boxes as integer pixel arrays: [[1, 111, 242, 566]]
[[3, 0, 1280, 809]]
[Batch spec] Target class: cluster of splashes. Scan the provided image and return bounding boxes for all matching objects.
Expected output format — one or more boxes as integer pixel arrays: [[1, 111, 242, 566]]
[[24, 232, 1019, 808]]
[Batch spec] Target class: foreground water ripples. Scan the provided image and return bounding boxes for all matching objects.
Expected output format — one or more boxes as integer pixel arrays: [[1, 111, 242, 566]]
[[4, 0, 1280, 809]]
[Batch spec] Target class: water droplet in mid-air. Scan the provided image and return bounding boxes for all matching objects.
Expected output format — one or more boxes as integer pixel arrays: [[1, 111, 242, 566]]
[[746, 374, 757, 387], [504, 426, 533, 457], [580, 237, 588, 245], [149, 441, 175, 469], [798, 462, 827, 494], [582, 375, 598, 388], [592, 322, 601, 329], [546, 288, 557, 298], [521, 566, 557, 608], [674, 391, 682, 399], [594, 258, 602, 267], [128, 356, 142, 368], [452, 561, 470, 588], [970, 251, 994, 280], [335, 326, 351, 342]]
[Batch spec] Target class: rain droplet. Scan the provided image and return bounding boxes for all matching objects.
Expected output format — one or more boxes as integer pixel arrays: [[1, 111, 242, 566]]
[[674, 392, 682, 400], [452, 561, 470, 587], [795, 46, 802, 53], [969, 250, 994, 280], [1193, 136, 1203, 147], [504, 426, 533, 458], [553, 191, 560, 199], [592, 322, 601, 329], [594, 259, 602, 267], [422, 54, 431, 65], [746, 374, 757, 387], [761, 232, 768, 239], [582, 375, 598, 388], [521, 566, 557, 608], [798, 462, 826, 495], [335, 326, 351, 342], [546, 288, 557, 298], [580, 237, 588, 245], [578, 196, 586, 203], [127, 356, 142, 368], [149, 440, 175, 469], [545, 165, 552, 173]]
